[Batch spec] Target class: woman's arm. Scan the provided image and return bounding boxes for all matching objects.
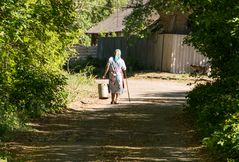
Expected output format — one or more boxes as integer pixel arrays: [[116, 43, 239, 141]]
[[103, 63, 110, 79], [121, 59, 127, 78], [122, 69, 126, 78]]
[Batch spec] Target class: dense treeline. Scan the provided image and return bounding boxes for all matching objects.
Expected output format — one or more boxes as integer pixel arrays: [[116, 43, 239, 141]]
[[124, 0, 239, 161]]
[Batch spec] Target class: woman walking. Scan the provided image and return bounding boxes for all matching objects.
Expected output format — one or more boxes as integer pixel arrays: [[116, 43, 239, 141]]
[[103, 49, 126, 104]]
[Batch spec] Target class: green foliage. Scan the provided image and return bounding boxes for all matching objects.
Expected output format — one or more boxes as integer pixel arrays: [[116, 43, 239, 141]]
[[123, 1, 153, 38], [125, 0, 239, 160], [0, 0, 78, 137], [123, 0, 188, 38], [65, 56, 107, 76], [65, 69, 97, 103], [184, 0, 239, 79], [187, 80, 239, 136], [75, 0, 128, 45], [126, 0, 239, 160], [0, 150, 12, 162], [123, 0, 239, 160], [125, 54, 145, 72], [124, 0, 239, 77], [203, 113, 239, 161], [0, 104, 22, 136], [187, 79, 239, 160], [11, 68, 68, 117], [184, 0, 239, 160]]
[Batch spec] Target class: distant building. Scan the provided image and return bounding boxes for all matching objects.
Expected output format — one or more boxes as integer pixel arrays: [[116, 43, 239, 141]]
[[86, 8, 133, 45], [84, 2, 207, 74], [86, 3, 190, 45]]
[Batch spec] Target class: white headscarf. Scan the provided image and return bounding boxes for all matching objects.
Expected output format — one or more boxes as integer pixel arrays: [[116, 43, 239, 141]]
[[114, 49, 121, 62]]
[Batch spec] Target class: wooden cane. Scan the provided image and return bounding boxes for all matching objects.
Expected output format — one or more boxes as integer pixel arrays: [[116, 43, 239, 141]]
[[124, 71, 131, 102]]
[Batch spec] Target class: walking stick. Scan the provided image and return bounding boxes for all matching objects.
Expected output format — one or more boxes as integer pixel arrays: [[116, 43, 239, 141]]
[[124, 71, 131, 102]]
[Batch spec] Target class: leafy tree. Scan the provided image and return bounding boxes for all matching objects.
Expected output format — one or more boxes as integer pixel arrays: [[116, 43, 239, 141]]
[[0, 0, 78, 132], [184, 0, 239, 79], [124, 0, 239, 80], [0, 0, 129, 135], [123, 1, 153, 38], [75, 0, 128, 45], [123, 0, 188, 38], [124, 0, 239, 160], [184, 1, 239, 159]]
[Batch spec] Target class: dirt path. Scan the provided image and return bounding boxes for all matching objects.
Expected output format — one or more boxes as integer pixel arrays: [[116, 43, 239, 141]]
[[4, 79, 211, 161]]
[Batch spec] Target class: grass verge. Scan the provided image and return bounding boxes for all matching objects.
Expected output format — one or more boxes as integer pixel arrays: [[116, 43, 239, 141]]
[[64, 72, 98, 104]]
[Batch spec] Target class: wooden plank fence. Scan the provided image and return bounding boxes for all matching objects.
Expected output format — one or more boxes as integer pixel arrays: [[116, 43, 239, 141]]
[[97, 34, 209, 74], [72, 45, 97, 59]]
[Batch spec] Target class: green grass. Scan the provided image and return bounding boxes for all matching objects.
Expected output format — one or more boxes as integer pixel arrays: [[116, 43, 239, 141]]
[[65, 72, 97, 103]]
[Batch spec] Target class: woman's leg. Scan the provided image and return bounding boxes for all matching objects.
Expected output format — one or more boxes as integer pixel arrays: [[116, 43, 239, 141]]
[[115, 93, 120, 104], [111, 93, 116, 104], [115, 80, 123, 104]]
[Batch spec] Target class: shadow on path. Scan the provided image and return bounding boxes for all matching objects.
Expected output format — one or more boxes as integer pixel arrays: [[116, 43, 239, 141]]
[[4, 91, 209, 162]]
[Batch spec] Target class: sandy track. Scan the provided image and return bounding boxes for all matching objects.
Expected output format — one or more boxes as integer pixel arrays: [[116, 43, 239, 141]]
[[4, 79, 212, 162]]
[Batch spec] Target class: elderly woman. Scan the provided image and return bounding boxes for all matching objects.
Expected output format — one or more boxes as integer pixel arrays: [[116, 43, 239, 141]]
[[103, 49, 126, 104]]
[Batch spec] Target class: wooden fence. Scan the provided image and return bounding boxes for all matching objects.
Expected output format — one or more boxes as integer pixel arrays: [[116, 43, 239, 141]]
[[97, 34, 208, 74], [72, 45, 97, 59]]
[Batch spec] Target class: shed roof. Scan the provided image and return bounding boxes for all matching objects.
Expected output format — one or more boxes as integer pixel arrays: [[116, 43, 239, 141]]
[[86, 0, 153, 34], [86, 8, 133, 34]]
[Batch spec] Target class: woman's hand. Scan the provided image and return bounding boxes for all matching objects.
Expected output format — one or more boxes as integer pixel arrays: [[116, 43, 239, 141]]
[[123, 70, 126, 78], [103, 63, 110, 79]]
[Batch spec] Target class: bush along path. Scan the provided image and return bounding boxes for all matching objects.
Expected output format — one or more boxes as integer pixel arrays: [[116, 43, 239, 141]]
[[2, 79, 213, 161]]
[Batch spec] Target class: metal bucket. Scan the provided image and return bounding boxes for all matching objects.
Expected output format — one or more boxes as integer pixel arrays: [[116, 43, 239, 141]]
[[98, 83, 109, 99]]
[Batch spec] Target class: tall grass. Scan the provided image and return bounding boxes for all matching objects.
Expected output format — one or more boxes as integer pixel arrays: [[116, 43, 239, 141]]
[[65, 66, 98, 103]]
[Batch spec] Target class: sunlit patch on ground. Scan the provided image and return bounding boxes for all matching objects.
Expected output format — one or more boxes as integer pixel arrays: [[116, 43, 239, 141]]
[[3, 79, 213, 161]]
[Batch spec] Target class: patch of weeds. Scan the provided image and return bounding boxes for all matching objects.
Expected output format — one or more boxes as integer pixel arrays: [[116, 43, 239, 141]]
[[64, 56, 107, 77], [64, 66, 97, 103]]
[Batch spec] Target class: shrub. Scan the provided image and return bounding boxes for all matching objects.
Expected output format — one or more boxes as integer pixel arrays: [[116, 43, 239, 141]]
[[187, 80, 239, 135], [186, 79, 239, 161], [65, 56, 107, 77], [65, 70, 97, 103], [10, 68, 68, 117], [203, 113, 239, 161], [0, 104, 21, 137], [0, 0, 78, 138]]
